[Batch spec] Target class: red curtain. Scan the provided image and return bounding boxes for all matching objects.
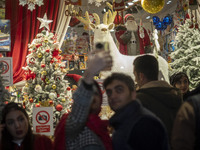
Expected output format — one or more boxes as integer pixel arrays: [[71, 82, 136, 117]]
[[5, 0, 60, 84]]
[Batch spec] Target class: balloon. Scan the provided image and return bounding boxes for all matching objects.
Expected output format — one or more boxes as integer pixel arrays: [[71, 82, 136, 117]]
[[153, 16, 160, 25], [156, 21, 163, 30], [163, 16, 172, 25], [141, 0, 165, 14]]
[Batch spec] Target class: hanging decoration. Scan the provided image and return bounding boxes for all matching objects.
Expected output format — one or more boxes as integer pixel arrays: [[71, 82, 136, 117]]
[[65, 3, 82, 16], [88, 0, 107, 7], [19, 0, 44, 11], [141, 0, 165, 14], [153, 15, 173, 30], [113, 0, 125, 11], [65, 0, 82, 5]]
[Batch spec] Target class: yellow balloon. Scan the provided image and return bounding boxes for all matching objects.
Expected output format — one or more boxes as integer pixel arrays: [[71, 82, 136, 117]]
[[141, 0, 165, 14]]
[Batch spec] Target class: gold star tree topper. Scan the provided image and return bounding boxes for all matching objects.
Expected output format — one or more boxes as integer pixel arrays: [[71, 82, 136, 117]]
[[37, 13, 53, 31]]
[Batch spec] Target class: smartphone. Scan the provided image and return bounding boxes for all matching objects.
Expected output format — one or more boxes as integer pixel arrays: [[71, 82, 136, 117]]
[[95, 42, 110, 52]]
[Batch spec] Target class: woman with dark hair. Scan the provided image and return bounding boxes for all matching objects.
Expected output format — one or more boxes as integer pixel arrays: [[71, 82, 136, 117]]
[[170, 72, 190, 100], [0, 102, 53, 150]]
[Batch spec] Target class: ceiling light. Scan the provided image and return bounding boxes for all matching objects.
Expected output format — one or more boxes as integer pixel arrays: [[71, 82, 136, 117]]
[[128, 2, 134, 5], [146, 16, 151, 19], [132, 0, 139, 2], [125, 6, 128, 8], [167, 1, 172, 4]]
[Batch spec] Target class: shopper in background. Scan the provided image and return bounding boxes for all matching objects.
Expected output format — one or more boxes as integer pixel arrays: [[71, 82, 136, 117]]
[[54, 49, 113, 150], [133, 54, 182, 142], [170, 72, 190, 101], [103, 73, 169, 150], [171, 84, 200, 150], [0, 102, 53, 150]]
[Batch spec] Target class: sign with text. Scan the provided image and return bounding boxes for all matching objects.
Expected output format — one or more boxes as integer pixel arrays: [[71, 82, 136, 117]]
[[32, 107, 53, 136], [0, 57, 13, 86]]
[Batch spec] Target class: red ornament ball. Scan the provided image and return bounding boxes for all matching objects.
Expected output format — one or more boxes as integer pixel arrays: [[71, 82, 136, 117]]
[[41, 64, 46, 68], [29, 98, 33, 103], [35, 103, 40, 107], [56, 104, 63, 111], [49, 100, 53, 105], [67, 87, 71, 91], [46, 49, 50, 53]]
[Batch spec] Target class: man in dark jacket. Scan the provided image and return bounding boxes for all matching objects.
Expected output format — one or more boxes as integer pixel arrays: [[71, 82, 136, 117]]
[[103, 73, 169, 150], [133, 55, 182, 142]]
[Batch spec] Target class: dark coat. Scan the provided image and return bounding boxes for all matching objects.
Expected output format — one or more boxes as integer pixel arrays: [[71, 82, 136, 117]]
[[136, 81, 182, 141], [110, 100, 169, 150]]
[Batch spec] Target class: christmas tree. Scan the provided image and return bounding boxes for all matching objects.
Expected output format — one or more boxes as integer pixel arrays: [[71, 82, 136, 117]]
[[170, 19, 200, 89], [21, 15, 72, 125]]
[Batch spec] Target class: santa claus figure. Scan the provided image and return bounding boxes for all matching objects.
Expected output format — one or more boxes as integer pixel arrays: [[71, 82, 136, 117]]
[[115, 14, 151, 55]]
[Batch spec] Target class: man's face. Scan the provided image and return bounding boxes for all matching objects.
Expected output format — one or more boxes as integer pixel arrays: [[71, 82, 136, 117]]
[[105, 80, 136, 111], [125, 17, 138, 31]]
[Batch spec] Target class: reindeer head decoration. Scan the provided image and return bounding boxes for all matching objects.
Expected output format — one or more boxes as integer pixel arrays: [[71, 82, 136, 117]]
[[76, 2, 117, 43]]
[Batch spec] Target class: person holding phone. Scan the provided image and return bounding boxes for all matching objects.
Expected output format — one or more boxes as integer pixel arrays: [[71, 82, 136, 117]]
[[0, 102, 53, 150]]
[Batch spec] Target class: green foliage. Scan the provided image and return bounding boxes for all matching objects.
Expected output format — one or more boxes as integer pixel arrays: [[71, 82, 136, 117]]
[[170, 19, 200, 89]]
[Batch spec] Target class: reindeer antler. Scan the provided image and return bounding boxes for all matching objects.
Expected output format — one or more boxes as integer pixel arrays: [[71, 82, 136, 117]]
[[104, 2, 117, 25], [93, 13, 100, 25], [76, 11, 91, 25]]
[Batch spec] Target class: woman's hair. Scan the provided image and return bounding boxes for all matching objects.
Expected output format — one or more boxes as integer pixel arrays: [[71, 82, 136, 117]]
[[92, 81, 103, 114], [1, 102, 34, 150], [170, 72, 190, 86]]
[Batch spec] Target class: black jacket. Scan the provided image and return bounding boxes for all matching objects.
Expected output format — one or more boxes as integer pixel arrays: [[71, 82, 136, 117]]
[[110, 100, 169, 150]]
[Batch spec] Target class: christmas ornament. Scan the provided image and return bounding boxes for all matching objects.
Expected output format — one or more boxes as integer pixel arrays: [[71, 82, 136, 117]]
[[49, 92, 57, 100], [41, 71, 47, 75], [67, 87, 71, 91], [49, 100, 53, 105], [38, 53, 43, 58], [61, 98, 66, 102], [37, 13, 53, 31], [29, 98, 33, 103], [35, 103, 41, 107], [69, 17, 80, 27], [52, 84, 57, 89], [46, 49, 50, 53], [152, 15, 173, 30], [56, 104, 63, 111], [41, 64, 46, 68], [35, 84, 42, 92], [19, 0, 44, 11], [141, 0, 165, 14]]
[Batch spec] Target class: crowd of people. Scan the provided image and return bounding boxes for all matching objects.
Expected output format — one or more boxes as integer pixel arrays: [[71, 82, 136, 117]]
[[0, 46, 200, 150]]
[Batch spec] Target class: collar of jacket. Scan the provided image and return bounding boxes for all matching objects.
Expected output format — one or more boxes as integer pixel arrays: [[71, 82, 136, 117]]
[[109, 100, 141, 130], [140, 80, 172, 89]]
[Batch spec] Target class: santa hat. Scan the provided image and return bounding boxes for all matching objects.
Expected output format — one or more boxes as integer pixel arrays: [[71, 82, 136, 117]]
[[124, 14, 135, 22]]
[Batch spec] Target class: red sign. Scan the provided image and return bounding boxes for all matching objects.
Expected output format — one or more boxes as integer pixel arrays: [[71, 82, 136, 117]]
[[36, 125, 50, 132], [36, 111, 50, 124]]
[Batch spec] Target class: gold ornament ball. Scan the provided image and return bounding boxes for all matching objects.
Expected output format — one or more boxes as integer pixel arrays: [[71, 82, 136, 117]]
[[52, 84, 57, 89], [38, 53, 42, 57], [61, 98, 66, 102], [41, 71, 47, 75], [141, 0, 165, 14]]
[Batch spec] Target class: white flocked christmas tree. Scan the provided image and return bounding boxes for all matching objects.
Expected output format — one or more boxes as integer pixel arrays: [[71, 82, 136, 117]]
[[170, 18, 200, 89], [21, 14, 72, 125]]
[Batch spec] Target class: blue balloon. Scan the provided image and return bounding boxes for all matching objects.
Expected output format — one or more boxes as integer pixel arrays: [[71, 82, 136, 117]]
[[156, 21, 163, 30], [163, 16, 172, 25], [153, 16, 160, 25]]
